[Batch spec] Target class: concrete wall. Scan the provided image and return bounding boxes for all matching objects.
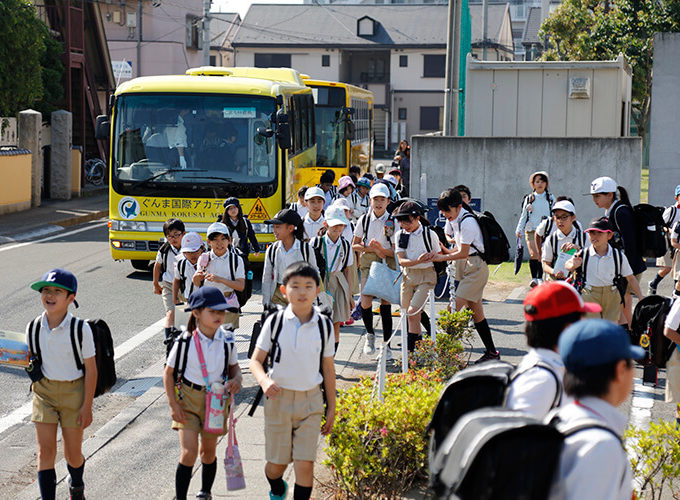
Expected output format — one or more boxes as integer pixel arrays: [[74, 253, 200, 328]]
[[0, 150, 32, 215], [648, 33, 680, 206], [410, 136, 642, 256]]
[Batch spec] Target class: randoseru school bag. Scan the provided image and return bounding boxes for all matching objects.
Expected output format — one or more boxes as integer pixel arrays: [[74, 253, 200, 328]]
[[632, 204, 667, 258], [423, 224, 449, 278], [461, 211, 510, 265], [631, 295, 674, 368]]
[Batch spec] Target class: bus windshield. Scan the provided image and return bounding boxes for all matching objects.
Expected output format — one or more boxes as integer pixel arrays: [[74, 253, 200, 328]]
[[111, 93, 277, 198], [313, 87, 346, 168]]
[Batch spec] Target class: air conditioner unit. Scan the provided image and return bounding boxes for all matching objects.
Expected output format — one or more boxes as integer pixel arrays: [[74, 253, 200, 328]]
[[126, 12, 137, 28]]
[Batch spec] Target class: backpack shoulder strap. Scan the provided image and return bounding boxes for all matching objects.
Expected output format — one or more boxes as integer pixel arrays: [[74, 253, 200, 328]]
[[613, 248, 623, 281], [341, 238, 351, 270], [222, 339, 232, 380], [582, 248, 590, 284], [70, 318, 85, 371], [28, 317, 42, 359], [173, 331, 192, 382], [301, 240, 311, 262], [317, 314, 332, 375], [535, 361, 562, 408], [268, 310, 286, 367], [423, 227, 434, 252], [229, 251, 237, 282], [177, 258, 186, 279], [561, 418, 624, 445], [550, 232, 559, 266], [361, 213, 370, 243]]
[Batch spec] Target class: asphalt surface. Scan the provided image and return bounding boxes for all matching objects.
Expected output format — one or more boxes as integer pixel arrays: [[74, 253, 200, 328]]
[[0, 215, 676, 498]]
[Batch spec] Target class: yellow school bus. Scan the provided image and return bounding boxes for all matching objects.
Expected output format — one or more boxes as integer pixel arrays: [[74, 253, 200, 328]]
[[298, 78, 373, 191], [97, 67, 316, 268]]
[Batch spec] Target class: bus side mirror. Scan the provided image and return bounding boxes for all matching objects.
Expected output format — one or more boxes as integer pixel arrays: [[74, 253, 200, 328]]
[[95, 115, 110, 140], [276, 110, 291, 150], [346, 121, 356, 141]]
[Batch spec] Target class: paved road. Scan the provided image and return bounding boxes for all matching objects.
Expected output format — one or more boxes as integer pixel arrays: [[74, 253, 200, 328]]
[[0, 219, 675, 498]]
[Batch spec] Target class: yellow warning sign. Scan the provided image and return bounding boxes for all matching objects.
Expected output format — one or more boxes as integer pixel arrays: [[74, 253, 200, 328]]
[[248, 198, 270, 221]]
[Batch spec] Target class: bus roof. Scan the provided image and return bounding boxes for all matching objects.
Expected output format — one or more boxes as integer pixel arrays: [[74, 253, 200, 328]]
[[302, 78, 374, 101]]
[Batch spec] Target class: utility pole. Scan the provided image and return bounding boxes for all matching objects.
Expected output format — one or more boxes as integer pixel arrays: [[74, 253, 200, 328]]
[[203, 0, 212, 66], [443, 0, 461, 136], [137, 0, 143, 77], [482, 0, 488, 60]]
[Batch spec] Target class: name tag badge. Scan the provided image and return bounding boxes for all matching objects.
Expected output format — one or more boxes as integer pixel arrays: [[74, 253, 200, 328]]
[[224, 331, 235, 343]]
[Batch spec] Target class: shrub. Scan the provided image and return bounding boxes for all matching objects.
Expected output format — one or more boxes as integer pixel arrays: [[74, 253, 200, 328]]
[[625, 420, 680, 499], [411, 332, 466, 380], [325, 369, 443, 499], [435, 307, 474, 339]]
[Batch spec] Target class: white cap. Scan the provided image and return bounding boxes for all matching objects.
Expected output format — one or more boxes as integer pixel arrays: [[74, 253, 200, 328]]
[[332, 197, 351, 211], [369, 183, 391, 199], [180, 232, 203, 252], [590, 176, 617, 194], [325, 206, 349, 227], [207, 222, 230, 237], [384, 174, 398, 187], [552, 200, 576, 214], [304, 186, 325, 201]]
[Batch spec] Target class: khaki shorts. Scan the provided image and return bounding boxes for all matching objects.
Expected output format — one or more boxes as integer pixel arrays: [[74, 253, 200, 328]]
[[401, 267, 437, 311], [582, 285, 622, 322], [456, 255, 488, 303], [359, 252, 397, 277], [626, 273, 642, 295], [172, 382, 229, 437], [32, 377, 84, 428], [265, 386, 324, 464], [162, 281, 175, 313], [657, 248, 673, 268], [666, 347, 680, 403]]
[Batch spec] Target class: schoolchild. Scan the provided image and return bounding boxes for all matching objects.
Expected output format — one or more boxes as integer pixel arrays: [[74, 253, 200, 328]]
[[349, 165, 361, 185], [164, 287, 243, 500], [375, 163, 386, 179], [350, 177, 371, 222], [353, 183, 397, 356], [445, 185, 474, 286], [549, 319, 642, 499], [193, 222, 244, 329], [648, 184, 680, 295], [220, 197, 261, 257], [262, 209, 318, 308], [393, 201, 440, 352], [154, 218, 186, 341], [454, 184, 472, 204], [435, 189, 500, 363], [303, 186, 326, 241], [173, 232, 205, 307], [289, 186, 309, 219], [515, 171, 555, 287], [332, 198, 360, 298], [311, 206, 354, 347], [671, 222, 680, 298], [317, 169, 337, 209], [505, 282, 600, 419], [534, 196, 580, 250], [663, 298, 680, 427], [389, 168, 409, 198], [565, 217, 642, 325], [336, 175, 356, 218], [250, 262, 336, 500], [27, 269, 97, 500], [541, 200, 585, 281], [590, 176, 646, 326]]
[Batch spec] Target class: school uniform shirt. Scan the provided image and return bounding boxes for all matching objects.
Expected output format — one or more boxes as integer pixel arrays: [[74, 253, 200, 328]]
[[262, 239, 319, 306], [541, 226, 584, 265], [606, 200, 646, 275], [505, 348, 566, 419], [665, 299, 680, 331], [354, 211, 396, 250], [26, 312, 96, 381], [663, 205, 680, 229], [175, 255, 198, 298], [166, 326, 238, 386], [324, 189, 336, 210], [205, 249, 245, 294], [255, 305, 335, 391], [549, 396, 631, 500], [225, 218, 261, 256], [289, 201, 309, 219], [341, 222, 355, 246], [304, 213, 325, 241], [516, 191, 553, 234], [156, 244, 180, 282], [350, 192, 370, 221], [395, 223, 435, 270], [583, 245, 633, 287], [450, 208, 485, 255], [319, 234, 354, 273]]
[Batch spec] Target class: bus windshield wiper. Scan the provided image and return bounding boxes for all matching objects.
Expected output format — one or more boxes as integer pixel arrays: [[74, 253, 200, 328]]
[[129, 168, 207, 188], [184, 176, 236, 184]]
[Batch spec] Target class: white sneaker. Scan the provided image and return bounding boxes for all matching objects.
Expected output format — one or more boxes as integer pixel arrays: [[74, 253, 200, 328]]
[[363, 333, 375, 355], [385, 347, 393, 361], [529, 278, 539, 288]]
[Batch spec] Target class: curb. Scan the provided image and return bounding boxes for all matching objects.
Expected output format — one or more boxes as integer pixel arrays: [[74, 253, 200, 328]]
[[0, 210, 108, 244], [54, 210, 108, 229]]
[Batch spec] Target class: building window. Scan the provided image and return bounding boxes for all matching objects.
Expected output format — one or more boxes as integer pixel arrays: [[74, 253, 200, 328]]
[[322, 54, 330, 67], [423, 54, 445, 78], [420, 106, 441, 131], [186, 15, 202, 50], [209, 55, 216, 66], [254, 53, 292, 68], [398, 108, 407, 120], [399, 55, 408, 67]]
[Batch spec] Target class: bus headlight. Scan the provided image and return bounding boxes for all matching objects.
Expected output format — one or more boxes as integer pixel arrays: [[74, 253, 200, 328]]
[[110, 220, 147, 231], [252, 223, 271, 234]]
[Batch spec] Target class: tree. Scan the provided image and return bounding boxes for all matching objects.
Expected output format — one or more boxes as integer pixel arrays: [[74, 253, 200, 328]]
[[539, 0, 680, 143]]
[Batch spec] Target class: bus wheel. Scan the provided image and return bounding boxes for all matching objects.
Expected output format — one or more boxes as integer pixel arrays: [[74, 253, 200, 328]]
[[131, 260, 151, 271]]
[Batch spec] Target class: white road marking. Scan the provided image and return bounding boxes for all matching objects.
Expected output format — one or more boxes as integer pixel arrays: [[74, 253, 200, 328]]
[[0, 221, 106, 253]]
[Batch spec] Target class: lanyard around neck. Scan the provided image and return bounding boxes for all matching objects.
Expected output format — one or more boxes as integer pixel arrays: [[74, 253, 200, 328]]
[[323, 237, 342, 279]]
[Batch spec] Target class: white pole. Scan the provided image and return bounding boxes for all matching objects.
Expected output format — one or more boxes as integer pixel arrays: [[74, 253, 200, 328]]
[[378, 344, 386, 400], [401, 312, 408, 373], [429, 289, 436, 343]]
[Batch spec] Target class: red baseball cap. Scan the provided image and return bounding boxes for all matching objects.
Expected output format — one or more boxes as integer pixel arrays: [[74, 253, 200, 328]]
[[523, 281, 601, 321]]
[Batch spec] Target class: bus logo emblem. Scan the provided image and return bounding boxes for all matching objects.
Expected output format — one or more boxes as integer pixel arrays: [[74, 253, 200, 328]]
[[119, 197, 140, 220], [248, 198, 269, 221]]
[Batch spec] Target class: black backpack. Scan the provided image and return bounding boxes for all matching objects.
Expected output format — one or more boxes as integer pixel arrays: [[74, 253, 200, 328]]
[[632, 204, 667, 258], [461, 211, 510, 265], [27, 317, 117, 397], [158, 241, 176, 276], [423, 225, 449, 278], [429, 407, 622, 499], [426, 360, 562, 463], [228, 248, 252, 308], [631, 295, 674, 368]]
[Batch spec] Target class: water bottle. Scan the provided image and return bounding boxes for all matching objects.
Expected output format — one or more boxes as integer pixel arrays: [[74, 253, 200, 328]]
[[247, 270, 253, 280]]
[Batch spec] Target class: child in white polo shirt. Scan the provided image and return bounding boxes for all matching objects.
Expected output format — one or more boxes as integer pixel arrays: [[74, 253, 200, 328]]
[[649, 184, 680, 295], [289, 186, 309, 219], [193, 222, 244, 329], [26, 269, 97, 500], [303, 186, 326, 240], [153, 218, 186, 343], [550, 319, 642, 499], [250, 262, 336, 500], [350, 177, 371, 222], [541, 200, 585, 281], [663, 299, 680, 427], [393, 201, 440, 352], [173, 232, 205, 306]]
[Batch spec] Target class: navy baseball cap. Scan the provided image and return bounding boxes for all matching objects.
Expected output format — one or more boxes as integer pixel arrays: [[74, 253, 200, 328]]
[[265, 208, 302, 227], [222, 197, 241, 209], [31, 269, 79, 307], [559, 319, 645, 372], [185, 287, 233, 312]]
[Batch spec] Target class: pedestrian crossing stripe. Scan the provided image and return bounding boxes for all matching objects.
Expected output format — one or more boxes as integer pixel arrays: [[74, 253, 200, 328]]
[[248, 198, 270, 221]]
